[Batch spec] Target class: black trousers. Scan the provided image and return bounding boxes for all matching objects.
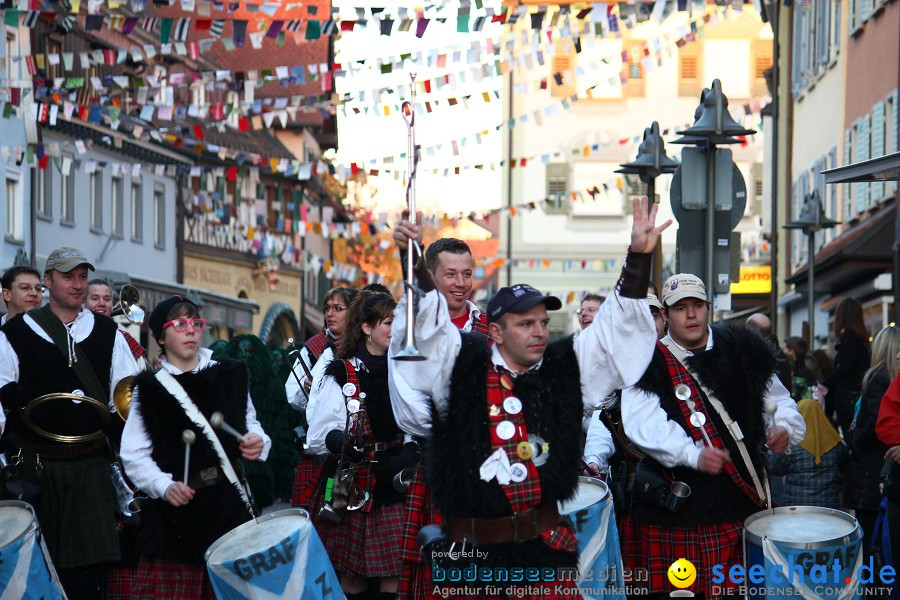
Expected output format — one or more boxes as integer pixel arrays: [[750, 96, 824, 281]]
[[58, 564, 108, 600]]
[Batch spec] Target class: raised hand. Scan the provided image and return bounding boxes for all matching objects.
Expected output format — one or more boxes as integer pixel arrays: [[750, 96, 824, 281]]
[[630, 197, 672, 254], [393, 209, 424, 251]]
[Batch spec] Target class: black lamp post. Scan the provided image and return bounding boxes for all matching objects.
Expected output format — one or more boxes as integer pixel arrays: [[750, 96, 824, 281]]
[[672, 79, 756, 320], [616, 121, 679, 290], [783, 190, 840, 349]]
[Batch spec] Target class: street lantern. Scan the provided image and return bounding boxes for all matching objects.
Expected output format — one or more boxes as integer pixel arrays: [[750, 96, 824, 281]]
[[783, 190, 840, 348], [616, 121, 678, 288], [671, 80, 756, 320]]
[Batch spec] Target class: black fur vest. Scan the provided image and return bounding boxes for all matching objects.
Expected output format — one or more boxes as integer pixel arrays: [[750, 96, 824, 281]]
[[132, 359, 251, 564], [633, 324, 777, 527], [428, 334, 583, 569], [2, 312, 117, 444]]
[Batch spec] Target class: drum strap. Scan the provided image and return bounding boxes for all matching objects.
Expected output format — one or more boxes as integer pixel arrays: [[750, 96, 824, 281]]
[[660, 336, 768, 505], [155, 369, 252, 510]]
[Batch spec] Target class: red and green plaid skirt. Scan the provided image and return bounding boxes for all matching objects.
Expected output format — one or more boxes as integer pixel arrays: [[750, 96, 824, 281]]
[[291, 454, 323, 510], [314, 501, 407, 579], [631, 520, 743, 599], [132, 557, 215, 600], [107, 565, 135, 600], [398, 465, 443, 599]]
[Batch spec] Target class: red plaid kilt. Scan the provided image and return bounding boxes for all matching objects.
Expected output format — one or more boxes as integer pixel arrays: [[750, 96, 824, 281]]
[[398, 465, 443, 600], [133, 557, 216, 600], [617, 512, 642, 575], [633, 520, 743, 599], [315, 502, 407, 578], [107, 565, 135, 600], [291, 454, 323, 510]]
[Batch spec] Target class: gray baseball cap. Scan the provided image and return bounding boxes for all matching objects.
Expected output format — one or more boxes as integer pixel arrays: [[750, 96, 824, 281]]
[[44, 247, 95, 274]]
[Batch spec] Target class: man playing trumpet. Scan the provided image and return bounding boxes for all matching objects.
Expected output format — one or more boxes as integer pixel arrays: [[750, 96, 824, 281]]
[[120, 295, 270, 599], [388, 198, 667, 599]]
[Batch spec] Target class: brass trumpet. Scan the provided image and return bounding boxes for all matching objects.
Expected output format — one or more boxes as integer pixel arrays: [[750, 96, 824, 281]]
[[394, 72, 426, 362]]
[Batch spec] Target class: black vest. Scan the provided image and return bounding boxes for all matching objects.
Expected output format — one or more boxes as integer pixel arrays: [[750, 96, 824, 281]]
[[131, 359, 251, 564], [2, 312, 117, 444], [428, 334, 583, 569], [633, 324, 777, 527]]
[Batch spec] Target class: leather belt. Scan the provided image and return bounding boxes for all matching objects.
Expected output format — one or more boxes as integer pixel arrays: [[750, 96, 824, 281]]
[[11, 431, 106, 460], [369, 437, 404, 452], [447, 504, 562, 545], [188, 466, 226, 490]]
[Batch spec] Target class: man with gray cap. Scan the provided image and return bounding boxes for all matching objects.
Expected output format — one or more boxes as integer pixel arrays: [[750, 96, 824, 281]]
[[388, 198, 667, 598], [621, 273, 805, 598], [0, 247, 140, 599]]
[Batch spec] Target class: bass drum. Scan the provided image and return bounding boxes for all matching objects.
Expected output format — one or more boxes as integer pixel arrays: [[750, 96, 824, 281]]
[[0, 500, 66, 599]]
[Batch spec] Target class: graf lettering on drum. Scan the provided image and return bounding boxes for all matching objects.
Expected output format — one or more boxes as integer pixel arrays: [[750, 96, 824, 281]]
[[232, 536, 296, 581], [562, 508, 591, 534]]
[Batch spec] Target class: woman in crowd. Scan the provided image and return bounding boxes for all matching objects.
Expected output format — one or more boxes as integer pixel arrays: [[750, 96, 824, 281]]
[[768, 398, 847, 509], [306, 290, 419, 599], [845, 326, 899, 558], [818, 298, 870, 433]]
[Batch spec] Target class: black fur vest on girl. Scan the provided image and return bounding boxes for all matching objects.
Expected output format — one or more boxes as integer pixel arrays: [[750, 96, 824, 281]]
[[323, 359, 419, 507], [633, 324, 777, 527], [132, 359, 251, 564], [428, 333, 584, 570]]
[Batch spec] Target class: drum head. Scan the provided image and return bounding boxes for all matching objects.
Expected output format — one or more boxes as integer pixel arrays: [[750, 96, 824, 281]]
[[206, 509, 310, 563], [0, 501, 36, 548], [23, 393, 110, 443], [745, 506, 859, 549], [558, 476, 609, 514]]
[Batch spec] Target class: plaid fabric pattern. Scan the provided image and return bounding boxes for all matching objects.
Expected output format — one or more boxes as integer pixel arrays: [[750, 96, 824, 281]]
[[486, 367, 576, 553], [290, 453, 323, 510], [316, 502, 406, 578], [133, 557, 215, 600], [304, 331, 337, 364], [121, 330, 146, 360], [617, 512, 642, 574], [341, 360, 375, 512], [634, 520, 743, 599], [660, 343, 765, 507], [471, 312, 490, 337], [398, 464, 443, 600], [107, 565, 135, 600], [29, 454, 120, 568]]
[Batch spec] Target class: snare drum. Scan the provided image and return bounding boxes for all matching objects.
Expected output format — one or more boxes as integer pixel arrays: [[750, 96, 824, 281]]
[[558, 477, 626, 600], [205, 509, 342, 600], [744, 506, 863, 600], [0, 501, 65, 599]]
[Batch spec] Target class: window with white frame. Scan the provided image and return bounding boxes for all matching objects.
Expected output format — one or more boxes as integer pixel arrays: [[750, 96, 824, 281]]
[[153, 185, 165, 248], [36, 166, 52, 219], [5, 176, 23, 241], [111, 175, 124, 237], [60, 158, 75, 225], [90, 171, 103, 231], [131, 179, 143, 241]]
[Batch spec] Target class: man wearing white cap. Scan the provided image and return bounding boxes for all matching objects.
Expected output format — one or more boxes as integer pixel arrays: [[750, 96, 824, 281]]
[[0, 247, 140, 598], [621, 273, 805, 599]]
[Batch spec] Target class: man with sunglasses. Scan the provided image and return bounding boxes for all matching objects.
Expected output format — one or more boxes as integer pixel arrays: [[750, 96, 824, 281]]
[[0, 247, 141, 599], [120, 295, 270, 598], [1, 266, 43, 326]]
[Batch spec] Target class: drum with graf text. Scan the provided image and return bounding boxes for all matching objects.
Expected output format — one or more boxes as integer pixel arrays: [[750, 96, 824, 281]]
[[205, 508, 343, 599]]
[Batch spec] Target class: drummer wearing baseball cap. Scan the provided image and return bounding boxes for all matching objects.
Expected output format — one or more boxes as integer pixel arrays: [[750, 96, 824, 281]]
[[620, 274, 805, 597]]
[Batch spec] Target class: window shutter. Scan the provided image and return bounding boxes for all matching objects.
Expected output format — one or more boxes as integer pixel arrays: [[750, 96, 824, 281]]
[[817, 0, 830, 66], [833, 0, 841, 55], [828, 146, 838, 243], [855, 116, 870, 211], [860, 0, 870, 23], [872, 102, 885, 200], [889, 90, 899, 154], [843, 128, 852, 218], [849, 0, 857, 32]]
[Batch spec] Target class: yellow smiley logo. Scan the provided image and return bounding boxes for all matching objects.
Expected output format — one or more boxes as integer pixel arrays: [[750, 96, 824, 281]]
[[667, 558, 697, 589]]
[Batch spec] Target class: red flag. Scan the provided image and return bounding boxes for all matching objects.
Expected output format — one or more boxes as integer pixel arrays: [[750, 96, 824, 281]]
[[227, 166, 237, 182], [239, 117, 250, 131], [193, 125, 204, 140]]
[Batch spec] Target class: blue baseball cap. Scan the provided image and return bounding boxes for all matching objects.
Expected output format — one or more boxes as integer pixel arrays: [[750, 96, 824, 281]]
[[487, 284, 562, 323]]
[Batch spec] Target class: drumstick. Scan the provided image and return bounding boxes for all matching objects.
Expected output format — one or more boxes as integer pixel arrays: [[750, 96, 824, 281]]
[[182, 430, 196, 486], [210, 411, 247, 443]]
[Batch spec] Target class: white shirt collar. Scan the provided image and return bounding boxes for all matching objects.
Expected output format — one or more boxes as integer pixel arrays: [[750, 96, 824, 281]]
[[160, 347, 214, 375], [455, 300, 483, 333], [663, 325, 714, 356], [490, 343, 543, 376]]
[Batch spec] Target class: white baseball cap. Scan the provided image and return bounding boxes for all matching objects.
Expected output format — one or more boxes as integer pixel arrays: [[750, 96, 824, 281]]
[[661, 274, 708, 307], [647, 294, 663, 310]]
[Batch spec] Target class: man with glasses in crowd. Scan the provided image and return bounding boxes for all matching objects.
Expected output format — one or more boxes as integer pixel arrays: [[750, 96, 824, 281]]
[[0, 247, 140, 599], [1, 266, 43, 327]]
